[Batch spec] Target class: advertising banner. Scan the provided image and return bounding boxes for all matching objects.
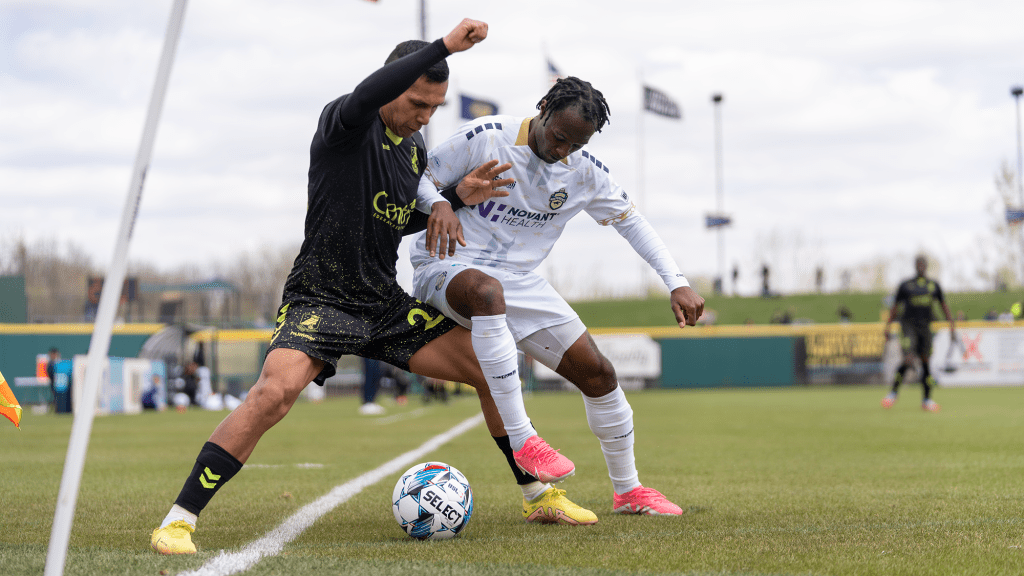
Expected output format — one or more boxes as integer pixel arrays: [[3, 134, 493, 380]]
[[930, 327, 1024, 387], [532, 333, 660, 390]]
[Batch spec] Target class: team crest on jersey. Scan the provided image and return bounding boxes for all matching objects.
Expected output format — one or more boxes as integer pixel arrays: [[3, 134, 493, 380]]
[[549, 188, 568, 210], [410, 146, 419, 174], [434, 271, 447, 292], [297, 313, 321, 333]]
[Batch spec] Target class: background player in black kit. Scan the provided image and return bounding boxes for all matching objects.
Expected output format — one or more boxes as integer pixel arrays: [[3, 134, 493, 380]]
[[881, 255, 956, 412], [150, 18, 564, 555]]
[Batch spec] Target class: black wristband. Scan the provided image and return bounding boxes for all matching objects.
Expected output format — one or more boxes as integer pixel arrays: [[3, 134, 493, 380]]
[[440, 185, 468, 209]]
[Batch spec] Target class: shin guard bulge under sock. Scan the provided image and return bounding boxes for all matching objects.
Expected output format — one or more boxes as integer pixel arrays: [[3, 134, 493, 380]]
[[472, 315, 534, 450], [583, 386, 640, 495]]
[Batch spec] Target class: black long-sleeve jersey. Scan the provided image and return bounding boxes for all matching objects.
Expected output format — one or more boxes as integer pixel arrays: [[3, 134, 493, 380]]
[[281, 39, 449, 312]]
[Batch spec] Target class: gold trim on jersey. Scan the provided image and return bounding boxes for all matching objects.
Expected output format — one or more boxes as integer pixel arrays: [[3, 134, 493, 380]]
[[516, 117, 569, 165], [385, 126, 403, 146], [515, 118, 532, 146]]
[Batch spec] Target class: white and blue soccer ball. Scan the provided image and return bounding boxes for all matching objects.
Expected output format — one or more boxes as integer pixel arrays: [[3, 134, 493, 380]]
[[392, 461, 473, 540]]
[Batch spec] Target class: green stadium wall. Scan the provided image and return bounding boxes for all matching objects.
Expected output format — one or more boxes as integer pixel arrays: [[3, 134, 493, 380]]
[[659, 336, 805, 387], [0, 324, 160, 381]]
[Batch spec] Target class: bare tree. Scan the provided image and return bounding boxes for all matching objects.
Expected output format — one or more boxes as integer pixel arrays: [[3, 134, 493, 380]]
[[989, 161, 1023, 288]]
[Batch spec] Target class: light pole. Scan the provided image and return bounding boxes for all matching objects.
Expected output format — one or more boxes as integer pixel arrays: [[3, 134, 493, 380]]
[[1012, 86, 1023, 205], [711, 93, 725, 294]]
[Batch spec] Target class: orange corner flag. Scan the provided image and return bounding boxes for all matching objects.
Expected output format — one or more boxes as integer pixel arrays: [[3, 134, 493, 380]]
[[0, 370, 23, 429]]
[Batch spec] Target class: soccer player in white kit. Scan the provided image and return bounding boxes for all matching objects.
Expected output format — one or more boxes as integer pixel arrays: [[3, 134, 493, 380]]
[[411, 77, 705, 522]]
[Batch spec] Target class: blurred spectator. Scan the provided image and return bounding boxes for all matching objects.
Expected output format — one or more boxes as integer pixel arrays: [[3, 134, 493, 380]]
[[771, 308, 793, 324], [696, 308, 717, 326], [384, 364, 412, 405], [984, 308, 999, 321], [359, 358, 385, 415], [194, 362, 213, 408], [45, 347, 60, 412], [142, 373, 165, 411], [837, 305, 853, 323], [420, 374, 449, 404]]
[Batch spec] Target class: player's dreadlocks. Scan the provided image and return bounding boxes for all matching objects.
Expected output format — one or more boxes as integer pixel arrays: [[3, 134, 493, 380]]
[[536, 76, 611, 132]]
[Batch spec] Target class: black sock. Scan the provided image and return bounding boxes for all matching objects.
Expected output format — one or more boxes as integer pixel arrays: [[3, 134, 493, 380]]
[[493, 435, 539, 486], [921, 362, 934, 401], [174, 442, 244, 515], [891, 366, 907, 393]]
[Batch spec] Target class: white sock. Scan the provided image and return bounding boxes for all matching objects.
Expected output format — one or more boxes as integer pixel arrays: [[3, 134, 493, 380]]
[[583, 386, 641, 495], [471, 314, 535, 450], [521, 481, 551, 501], [160, 504, 197, 529]]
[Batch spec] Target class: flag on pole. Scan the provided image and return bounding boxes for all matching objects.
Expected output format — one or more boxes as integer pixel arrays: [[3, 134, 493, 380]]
[[643, 85, 682, 119], [705, 214, 732, 228], [0, 369, 23, 429], [547, 59, 565, 87], [460, 94, 499, 119]]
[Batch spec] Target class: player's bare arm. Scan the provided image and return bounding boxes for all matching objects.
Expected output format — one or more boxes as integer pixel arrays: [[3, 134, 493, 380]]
[[941, 301, 956, 337], [670, 286, 705, 328], [424, 202, 462, 259], [422, 160, 512, 258], [456, 159, 514, 205], [443, 19, 488, 53]]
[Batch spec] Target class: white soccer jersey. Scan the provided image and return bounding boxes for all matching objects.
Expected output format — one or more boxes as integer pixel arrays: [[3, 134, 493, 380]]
[[411, 115, 688, 291], [412, 115, 631, 268]]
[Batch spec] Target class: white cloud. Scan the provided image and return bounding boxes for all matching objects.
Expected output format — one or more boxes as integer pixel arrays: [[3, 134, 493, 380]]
[[3, 0, 1023, 298]]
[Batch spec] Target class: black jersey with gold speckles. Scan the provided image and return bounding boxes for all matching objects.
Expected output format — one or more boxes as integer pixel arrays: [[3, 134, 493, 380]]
[[282, 95, 427, 311], [894, 275, 945, 324]]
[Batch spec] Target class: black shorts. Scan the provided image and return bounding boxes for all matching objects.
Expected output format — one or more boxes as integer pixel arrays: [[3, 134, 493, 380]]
[[267, 292, 459, 385], [900, 321, 933, 358]]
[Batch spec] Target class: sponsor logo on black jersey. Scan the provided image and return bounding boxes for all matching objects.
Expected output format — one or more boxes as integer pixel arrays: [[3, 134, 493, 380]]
[[373, 191, 416, 230], [410, 145, 419, 174], [549, 188, 568, 210]]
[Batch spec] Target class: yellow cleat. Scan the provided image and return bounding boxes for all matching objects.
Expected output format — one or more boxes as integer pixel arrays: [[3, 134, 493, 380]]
[[523, 487, 598, 525], [151, 520, 197, 555]]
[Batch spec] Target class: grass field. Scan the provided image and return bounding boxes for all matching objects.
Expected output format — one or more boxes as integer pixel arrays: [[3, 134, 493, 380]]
[[2, 385, 1023, 576], [573, 291, 1023, 327]]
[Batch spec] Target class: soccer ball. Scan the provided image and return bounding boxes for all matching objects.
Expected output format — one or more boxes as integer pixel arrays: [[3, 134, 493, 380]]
[[392, 461, 473, 540]]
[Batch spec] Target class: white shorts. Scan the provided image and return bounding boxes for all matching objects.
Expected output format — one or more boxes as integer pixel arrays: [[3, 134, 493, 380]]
[[411, 260, 587, 370]]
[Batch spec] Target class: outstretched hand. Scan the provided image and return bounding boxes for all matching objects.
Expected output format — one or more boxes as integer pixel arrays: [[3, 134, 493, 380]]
[[456, 159, 514, 206], [670, 286, 705, 328], [443, 19, 488, 54], [425, 202, 463, 259]]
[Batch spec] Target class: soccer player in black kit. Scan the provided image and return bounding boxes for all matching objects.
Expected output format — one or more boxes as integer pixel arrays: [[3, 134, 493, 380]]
[[150, 19, 571, 554], [881, 255, 956, 412]]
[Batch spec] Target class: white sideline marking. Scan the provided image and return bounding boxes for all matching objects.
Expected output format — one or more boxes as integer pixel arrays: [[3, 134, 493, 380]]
[[374, 407, 430, 425], [177, 413, 484, 576], [243, 463, 325, 469]]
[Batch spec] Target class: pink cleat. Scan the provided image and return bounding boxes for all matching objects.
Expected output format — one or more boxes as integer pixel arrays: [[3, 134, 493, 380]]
[[881, 393, 897, 409], [922, 399, 941, 412], [512, 435, 575, 483], [613, 486, 683, 516]]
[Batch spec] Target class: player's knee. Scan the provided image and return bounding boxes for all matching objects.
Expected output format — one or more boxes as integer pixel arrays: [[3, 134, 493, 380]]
[[578, 356, 618, 397], [248, 376, 301, 422], [467, 276, 505, 315]]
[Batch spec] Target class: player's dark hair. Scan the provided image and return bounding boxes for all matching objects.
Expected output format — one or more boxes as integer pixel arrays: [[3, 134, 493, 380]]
[[386, 40, 449, 83], [536, 76, 611, 132]]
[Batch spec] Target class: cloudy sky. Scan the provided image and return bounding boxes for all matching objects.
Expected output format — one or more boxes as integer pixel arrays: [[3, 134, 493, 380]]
[[3, 0, 1023, 299]]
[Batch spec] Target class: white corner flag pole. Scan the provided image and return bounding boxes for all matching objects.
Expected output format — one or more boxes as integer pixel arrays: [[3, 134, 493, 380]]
[[44, 1, 189, 574]]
